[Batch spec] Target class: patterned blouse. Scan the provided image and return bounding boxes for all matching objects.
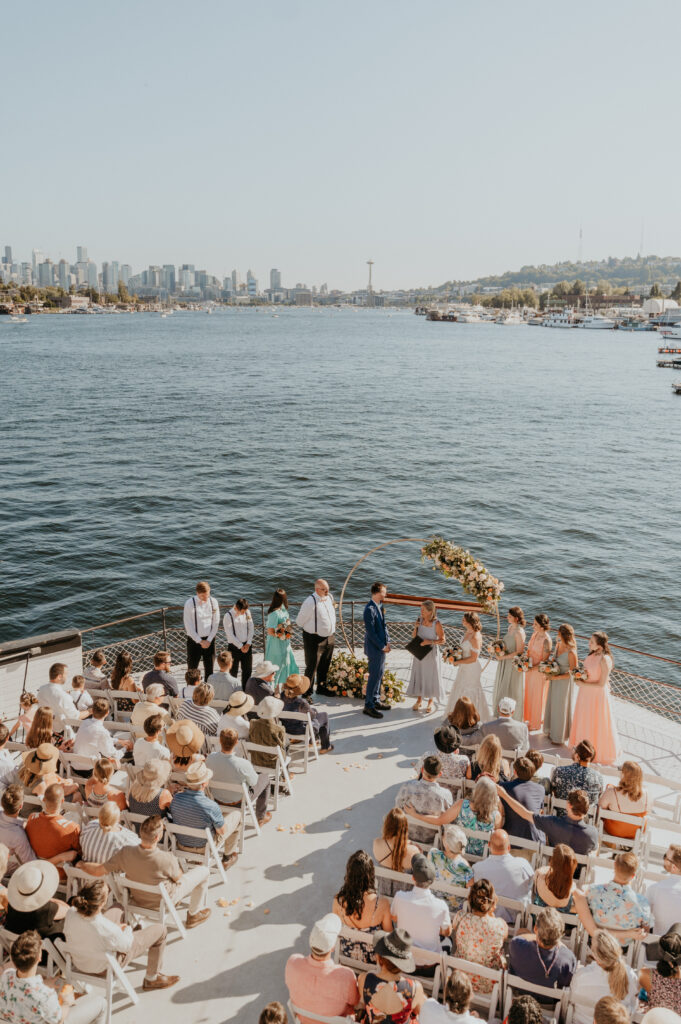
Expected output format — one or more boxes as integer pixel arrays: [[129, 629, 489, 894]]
[[650, 971, 681, 1014], [451, 910, 507, 992], [456, 799, 495, 856], [428, 848, 473, 912], [586, 881, 651, 931], [0, 969, 61, 1024], [550, 763, 603, 809], [421, 750, 469, 785]]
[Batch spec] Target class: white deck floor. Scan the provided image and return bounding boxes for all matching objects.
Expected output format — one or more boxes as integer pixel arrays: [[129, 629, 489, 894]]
[[110, 652, 681, 1024]]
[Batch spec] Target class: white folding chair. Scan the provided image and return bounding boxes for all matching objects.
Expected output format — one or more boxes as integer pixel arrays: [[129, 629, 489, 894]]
[[442, 954, 503, 1023], [53, 937, 138, 1024], [524, 901, 583, 954], [288, 1000, 353, 1024], [165, 820, 229, 884], [279, 710, 320, 772], [242, 740, 292, 808], [596, 808, 646, 856], [116, 874, 188, 939], [209, 779, 262, 854], [503, 974, 569, 1024]]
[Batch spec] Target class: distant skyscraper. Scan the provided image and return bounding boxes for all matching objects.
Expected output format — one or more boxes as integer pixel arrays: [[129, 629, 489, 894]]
[[148, 265, 162, 288], [102, 262, 118, 293], [162, 264, 176, 292], [32, 249, 43, 275], [3, 246, 11, 265], [58, 259, 70, 290], [76, 246, 88, 263], [231, 269, 240, 292], [120, 265, 131, 287], [246, 269, 257, 297], [223, 276, 233, 294], [270, 268, 281, 290], [38, 260, 54, 287], [87, 260, 98, 287]]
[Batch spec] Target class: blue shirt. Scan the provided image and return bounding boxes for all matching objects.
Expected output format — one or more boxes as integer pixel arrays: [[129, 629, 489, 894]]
[[501, 779, 545, 841], [509, 936, 576, 999], [170, 789, 224, 848], [532, 813, 598, 855]]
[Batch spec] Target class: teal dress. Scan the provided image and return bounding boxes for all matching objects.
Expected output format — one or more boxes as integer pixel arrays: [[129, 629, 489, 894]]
[[491, 627, 525, 721], [544, 648, 574, 745], [265, 607, 299, 688]]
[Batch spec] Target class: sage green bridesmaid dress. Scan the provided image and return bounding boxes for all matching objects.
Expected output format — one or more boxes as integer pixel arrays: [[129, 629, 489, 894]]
[[544, 647, 574, 745], [491, 626, 525, 721]]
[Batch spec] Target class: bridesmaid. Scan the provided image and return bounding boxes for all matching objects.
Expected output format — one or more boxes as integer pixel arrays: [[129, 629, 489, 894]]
[[491, 607, 526, 722], [523, 613, 552, 731], [544, 623, 577, 745], [407, 600, 446, 715], [569, 631, 621, 765], [265, 588, 299, 691]]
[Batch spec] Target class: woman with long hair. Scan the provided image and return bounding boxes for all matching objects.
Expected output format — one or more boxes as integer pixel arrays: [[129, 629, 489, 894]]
[[599, 761, 649, 842], [332, 850, 392, 965], [544, 623, 578, 745], [25, 707, 54, 750], [407, 600, 445, 714], [357, 929, 425, 1022], [569, 632, 620, 765], [406, 777, 502, 856], [523, 613, 552, 731], [372, 809, 420, 874], [451, 879, 507, 992], [448, 696, 483, 756], [491, 606, 526, 722], [446, 612, 490, 721], [265, 588, 298, 689], [110, 651, 133, 691], [572, 930, 639, 1024], [639, 926, 681, 1013], [468, 734, 510, 784], [532, 844, 578, 911]]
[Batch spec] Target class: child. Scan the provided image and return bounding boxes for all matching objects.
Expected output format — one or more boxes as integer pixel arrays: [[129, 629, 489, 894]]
[[70, 675, 94, 714], [83, 649, 109, 692], [8, 692, 38, 739], [179, 667, 201, 700]]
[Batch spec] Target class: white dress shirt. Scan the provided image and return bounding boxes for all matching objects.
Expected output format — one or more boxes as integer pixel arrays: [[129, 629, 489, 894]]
[[570, 961, 639, 1024], [223, 608, 254, 647], [296, 594, 336, 637], [63, 908, 133, 975], [133, 737, 171, 767], [647, 873, 681, 935], [217, 712, 250, 739], [0, 749, 18, 789], [37, 682, 79, 734], [391, 888, 450, 953], [184, 595, 220, 644], [71, 718, 121, 769], [472, 853, 534, 923]]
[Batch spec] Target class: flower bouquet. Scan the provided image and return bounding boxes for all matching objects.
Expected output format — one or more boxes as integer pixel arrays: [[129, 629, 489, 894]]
[[488, 639, 508, 657], [513, 654, 530, 673], [442, 645, 464, 665], [275, 621, 293, 641], [538, 659, 560, 676], [571, 661, 588, 682], [325, 651, 405, 706]]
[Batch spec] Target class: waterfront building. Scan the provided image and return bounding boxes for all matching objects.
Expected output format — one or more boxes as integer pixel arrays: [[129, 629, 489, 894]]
[[37, 259, 54, 287], [57, 259, 70, 290], [179, 268, 194, 291], [270, 268, 281, 290], [247, 270, 258, 297], [162, 264, 176, 292], [101, 261, 118, 293], [86, 260, 98, 287], [147, 265, 162, 288], [119, 264, 131, 287]]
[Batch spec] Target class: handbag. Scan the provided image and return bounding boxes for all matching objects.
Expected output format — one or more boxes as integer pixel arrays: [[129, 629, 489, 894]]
[[406, 635, 431, 661]]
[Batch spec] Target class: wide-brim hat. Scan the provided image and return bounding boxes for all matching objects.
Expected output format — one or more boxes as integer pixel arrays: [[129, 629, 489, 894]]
[[131, 758, 172, 801], [22, 743, 59, 777], [253, 660, 279, 678], [434, 724, 461, 753], [283, 674, 308, 697], [644, 921, 681, 963], [166, 719, 204, 757], [373, 928, 415, 972], [185, 760, 213, 788], [227, 691, 254, 717], [9, 861, 59, 912], [257, 696, 284, 720]]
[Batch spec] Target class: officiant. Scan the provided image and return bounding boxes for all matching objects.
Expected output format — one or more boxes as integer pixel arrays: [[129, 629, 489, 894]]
[[405, 599, 446, 714]]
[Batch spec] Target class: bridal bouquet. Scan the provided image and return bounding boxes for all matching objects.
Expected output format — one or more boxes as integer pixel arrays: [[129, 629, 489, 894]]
[[513, 654, 530, 673], [443, 645, 464, 665], [489, 639, 508, 657], [275, 621, 293, 641], [538, 659, 560, 676], [571, 661, 588, 681]]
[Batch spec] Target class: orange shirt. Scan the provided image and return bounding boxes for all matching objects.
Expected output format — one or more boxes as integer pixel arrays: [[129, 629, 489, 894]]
[[25, 813, 80, 878]]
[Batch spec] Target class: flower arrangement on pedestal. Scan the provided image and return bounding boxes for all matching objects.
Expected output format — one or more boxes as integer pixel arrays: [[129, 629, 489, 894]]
[[421, 536, 504, 612], [325, 651, 405, 705]]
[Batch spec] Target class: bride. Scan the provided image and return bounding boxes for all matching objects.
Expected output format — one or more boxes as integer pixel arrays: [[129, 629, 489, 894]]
[[445, 611, 490, 721]]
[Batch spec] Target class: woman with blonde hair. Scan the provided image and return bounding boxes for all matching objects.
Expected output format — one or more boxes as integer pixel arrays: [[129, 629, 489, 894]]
[[468, 734, 510, 784], [19, 743, 81, 800], [128, 758, 173, 817], [84, 758, 127, 811], [407, 600, 445, 714], [571, 930, 639, 1024], [491, 607, 526, 722], [569, 631, 621, 764], [599, 760, 649, 841], [372, 808, 420, 874], [79, 801, 140, 863], [544, 623, 578, 744], [406, 776, 502, 856], [446, 612, 489, 721]]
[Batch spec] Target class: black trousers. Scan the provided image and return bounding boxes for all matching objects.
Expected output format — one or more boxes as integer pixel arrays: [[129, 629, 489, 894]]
[[228, 643, 253, 685], [186, 636, 215, 681], [302, 631, 335, 691]]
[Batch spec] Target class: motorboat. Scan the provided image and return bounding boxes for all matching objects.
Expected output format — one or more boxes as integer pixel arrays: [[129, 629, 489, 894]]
[[457, 311, 482, 323], [578, 314, 615, 330], [497, 311, 526, 326], [659, 325, 681, 341], [8, 315, 28, 323], [543, 310, 576, 328]]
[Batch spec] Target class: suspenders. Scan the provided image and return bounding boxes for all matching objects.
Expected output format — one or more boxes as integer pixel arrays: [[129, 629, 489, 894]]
[[193, 597, 217, 639]]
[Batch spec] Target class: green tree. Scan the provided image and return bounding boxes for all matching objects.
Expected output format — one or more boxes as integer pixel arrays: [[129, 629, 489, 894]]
[[572, 279, 586, 296], [649, 283, 663, 297], [670, 281, 681, 301], [117, 281, 131, 303]]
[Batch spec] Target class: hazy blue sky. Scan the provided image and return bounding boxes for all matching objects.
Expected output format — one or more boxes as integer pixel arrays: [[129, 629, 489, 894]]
[[3, 0, 680, 290]]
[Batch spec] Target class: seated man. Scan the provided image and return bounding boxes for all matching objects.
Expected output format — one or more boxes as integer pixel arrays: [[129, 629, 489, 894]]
[[391, 852, 452, 953], [0, 784, 36, 867], [472, 829, 534, 923], [170, 761, 241, 868], [481, 697, 530, 755], [395, 754, 452, 844], [508, 907, 576, 997], [499, 757, 546, 843], [71, 698, 132, 775], [130, 683, 173, 733], [245, 661, 280, 710], [574, 851, 651, 945], [133, 713, 171, 767], [37, 662, 90, 740], [550, 739, 603, 810], [179, 682, 220, 737], [285, 912, 358, 1024], [206, 727, 272, 826], [647, 844, 681, 936], [207, 650, 240, 702], [141, 651, 179, 698], [25, 783, 80, 877], [497, 787, 599, 856]]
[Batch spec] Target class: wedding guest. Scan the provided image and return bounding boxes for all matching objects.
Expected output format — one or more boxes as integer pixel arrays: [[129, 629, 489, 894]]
[[0, 723, 19, 788], [574, 852, 651, 944], [507, 995, 544, 1024], [183, 581, 220, 682], [447, 696, 484, 755], [207, 650, 240, 702], [421, 970, 479, 1024], [26, 784, 81, 878], [599, 761, 649, 842], [0, 785, 36, 867], [259, 1004, 287, 1024], [363, 582, 391, 720], [218, 691, 254, 740], [84, 758, 127, 811], [571, 930, 639, 1024], [428, 824, 473, 892], [69, 675, 93, 714], [281, 674, 333, 752], [179, 668, 201, 700], [266, 588, 299, 690], [141, 651, 178, 698], [245, 661, 280, 706], [71, 698, 131, 773], [523, 613, 552, 731], [127, 759, 173, 818], [25, 707, 54, 751], [110, 650, 134, 694], [332, 850, 392, 965], [170, 761, 240, 867], [5, 861, 69, 939], [551, 740, 603, 810], [19, 744, 81, 801], [8, 692, 38, 741], [544, 623, 578, 744], [357, 929, 425, 1021], [249, 696, 288, 770], [508, 907, 576, 997], [421, 725, 468, 793], [639, 925, 681, 1013], [206, 728, 272, 826], [594, 996, 632, 1024], [83, 649, 109, 691], [79, 802, 139, 862], [131, 682, 172, 732], [647, 846, 681, 935], [407, 600, 445, 715], [569, 632, 621, 765], [391, 853, 452, 954], [133, 714, 171, 767], [165, 720, 204, 774], [472, 829, 534, 923], [296, 579, 337, 698], [499, 756, 546, 843], [285, 913, 359, 1024], [179, 682, 219, 737], [451, 879, 507, 992], [223, 598, 255, 684], [491, 607, 526, 722], [498, 786, 599, 855], [481, 697, 530, 755], [468, 734, 511, 784], [396, 754, 452, 843], [525, 749, 551, 796], [407, 777, 501, 857], [37, 663, 89, 741], [373, 808, 421, 874], [112, 672, 140, 714], [533, 844, 578, 911], [446, 612, 489, 721]]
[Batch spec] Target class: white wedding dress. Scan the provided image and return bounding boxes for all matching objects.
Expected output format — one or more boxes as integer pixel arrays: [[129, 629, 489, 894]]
[[445, 639, 491, 721]]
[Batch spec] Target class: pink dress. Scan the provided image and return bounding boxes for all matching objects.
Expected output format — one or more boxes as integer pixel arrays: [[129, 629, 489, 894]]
[[568, 653, 620, 765], [523, 630, 551, 730]]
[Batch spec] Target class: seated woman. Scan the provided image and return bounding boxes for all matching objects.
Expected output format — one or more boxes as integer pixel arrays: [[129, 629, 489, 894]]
[[406, 777, 502, 857], [373, 808, 421, 895], [5, 860, 69, 939], [80, 801, 140, 862], [166, 719, 206, 788], [526, 749, 552, 797], [357, 929, 425, 1023], [571, 930, 639, 1024], [84, 757, 127, 811], [248, 697, 288, 770], [25, 707, 56, 751], [332, 850, 392, 965], [18, 743, 81, 801], [115, 672, 142, 714], [533, 843, 578, 911], [467, 734, 510, 784], [451, 879, 507, 992], [421, 725, 468, 795], [427, 824, 473, 906], [128, 758, 173, 817], [447, 697, 484, 758], [599, 760, 649, 842], [179, 682, 220, 738], [421, 970, 479, 1024], [639, 926, 681, 1015], [281, 674, 333, 753]]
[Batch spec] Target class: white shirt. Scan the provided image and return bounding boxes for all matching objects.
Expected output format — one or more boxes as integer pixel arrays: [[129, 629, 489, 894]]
[[647, 872, 681, 935], [63, 907, 133, 975], [296, 593, 337, 637], [71, 718, 121, 769], [184, 595, 220, 644], [0, 748, 18, 789], [391, 887, 450, 953], [472, 853, 534, 923], [83, 666, 108, 692], [420, 1002, 480, 1024], [37, 682, 79, 734], [218, 712, 250, 739], [570, 961, 639, 1024], [70, 688, 94, 712], [223, 608, 254, 647], [133, 737, 171, 767]]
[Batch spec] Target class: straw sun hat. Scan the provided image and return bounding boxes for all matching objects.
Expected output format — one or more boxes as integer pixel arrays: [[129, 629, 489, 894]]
[[22, 743, 59, 777], [166, 719, 204, 757]]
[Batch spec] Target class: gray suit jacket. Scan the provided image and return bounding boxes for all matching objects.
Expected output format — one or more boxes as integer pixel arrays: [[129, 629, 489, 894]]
[[480, 716, 530, 755]]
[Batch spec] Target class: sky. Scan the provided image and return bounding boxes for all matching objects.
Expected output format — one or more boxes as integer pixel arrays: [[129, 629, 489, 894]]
[[3, 0, 681, 291]]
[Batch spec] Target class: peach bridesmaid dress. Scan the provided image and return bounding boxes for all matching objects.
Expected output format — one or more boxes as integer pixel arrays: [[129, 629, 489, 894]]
[[568, 652, 621, 765], [523, 630, 551, 731]]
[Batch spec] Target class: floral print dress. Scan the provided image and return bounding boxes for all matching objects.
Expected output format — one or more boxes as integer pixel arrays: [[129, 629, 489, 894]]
[[451, 910, 507, 992]]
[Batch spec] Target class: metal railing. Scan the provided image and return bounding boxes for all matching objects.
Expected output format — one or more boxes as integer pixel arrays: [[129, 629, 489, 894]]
[[79, 602, 681, 726]]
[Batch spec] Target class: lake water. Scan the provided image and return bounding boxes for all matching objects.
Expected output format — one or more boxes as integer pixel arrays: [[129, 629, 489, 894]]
[[1, 308, 678, 682]]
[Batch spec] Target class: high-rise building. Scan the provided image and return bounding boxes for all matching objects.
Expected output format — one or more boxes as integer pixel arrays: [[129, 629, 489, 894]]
[[32, 250, 43, 275], [162, 265, 176, 292], [231, 269, 240, 292], [58, 259, 70, 290], [147, 266, 162, 288], [178, 268, 194, 291], [38, 260, 54, 287], [21, 263, 31, 285], [246, 269, 257, 297], [86, 260, 98, 287], [270, 268, 281, 290], [3, 246, 11, 265], [120, 265, 131, 287], [111, 262, 120, 289], [76, 246, 88, 263], [223, 276, 233, 294], [102, 262, 118, 293]]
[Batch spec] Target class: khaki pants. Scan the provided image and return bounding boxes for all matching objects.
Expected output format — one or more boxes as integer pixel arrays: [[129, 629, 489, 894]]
[[167, 865, 210, 914], [104, 908, 166, 976]]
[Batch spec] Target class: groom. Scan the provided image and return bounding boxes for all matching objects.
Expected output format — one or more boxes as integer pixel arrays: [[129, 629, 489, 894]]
[[363, 581, 392, 719]]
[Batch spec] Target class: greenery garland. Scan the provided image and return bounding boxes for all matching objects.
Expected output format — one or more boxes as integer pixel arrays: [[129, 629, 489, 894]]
[[324, 651, 405, 705], [421, 535, 504, 612]]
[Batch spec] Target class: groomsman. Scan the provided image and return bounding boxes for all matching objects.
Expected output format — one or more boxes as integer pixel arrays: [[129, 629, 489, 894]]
[[296, 579, 336, 699], [223, 598, 254, 684], [183, 581, 220, 682], [363, 581, 392, 720]]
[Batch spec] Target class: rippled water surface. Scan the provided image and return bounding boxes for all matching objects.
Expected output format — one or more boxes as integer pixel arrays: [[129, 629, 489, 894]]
[[1, 309, 679, 679]]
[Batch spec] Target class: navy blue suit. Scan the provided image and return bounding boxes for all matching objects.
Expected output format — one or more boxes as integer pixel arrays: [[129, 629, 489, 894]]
[[363, 600, 390, 709]]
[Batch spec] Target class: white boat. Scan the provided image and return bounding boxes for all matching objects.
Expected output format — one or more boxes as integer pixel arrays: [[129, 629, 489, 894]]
[[578, 314, 616, 330], [543, 309, 576, 328], [457, 311, 482, 323], [8, 315, 28, 323], [660, 325, 681, 341], [497, 311, 526, 326]]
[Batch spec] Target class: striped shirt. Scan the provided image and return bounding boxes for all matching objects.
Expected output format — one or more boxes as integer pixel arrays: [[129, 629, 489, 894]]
[[80, 821, 140, 864], [179, 699, 219, 737], [170, 789, 223, 848]]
